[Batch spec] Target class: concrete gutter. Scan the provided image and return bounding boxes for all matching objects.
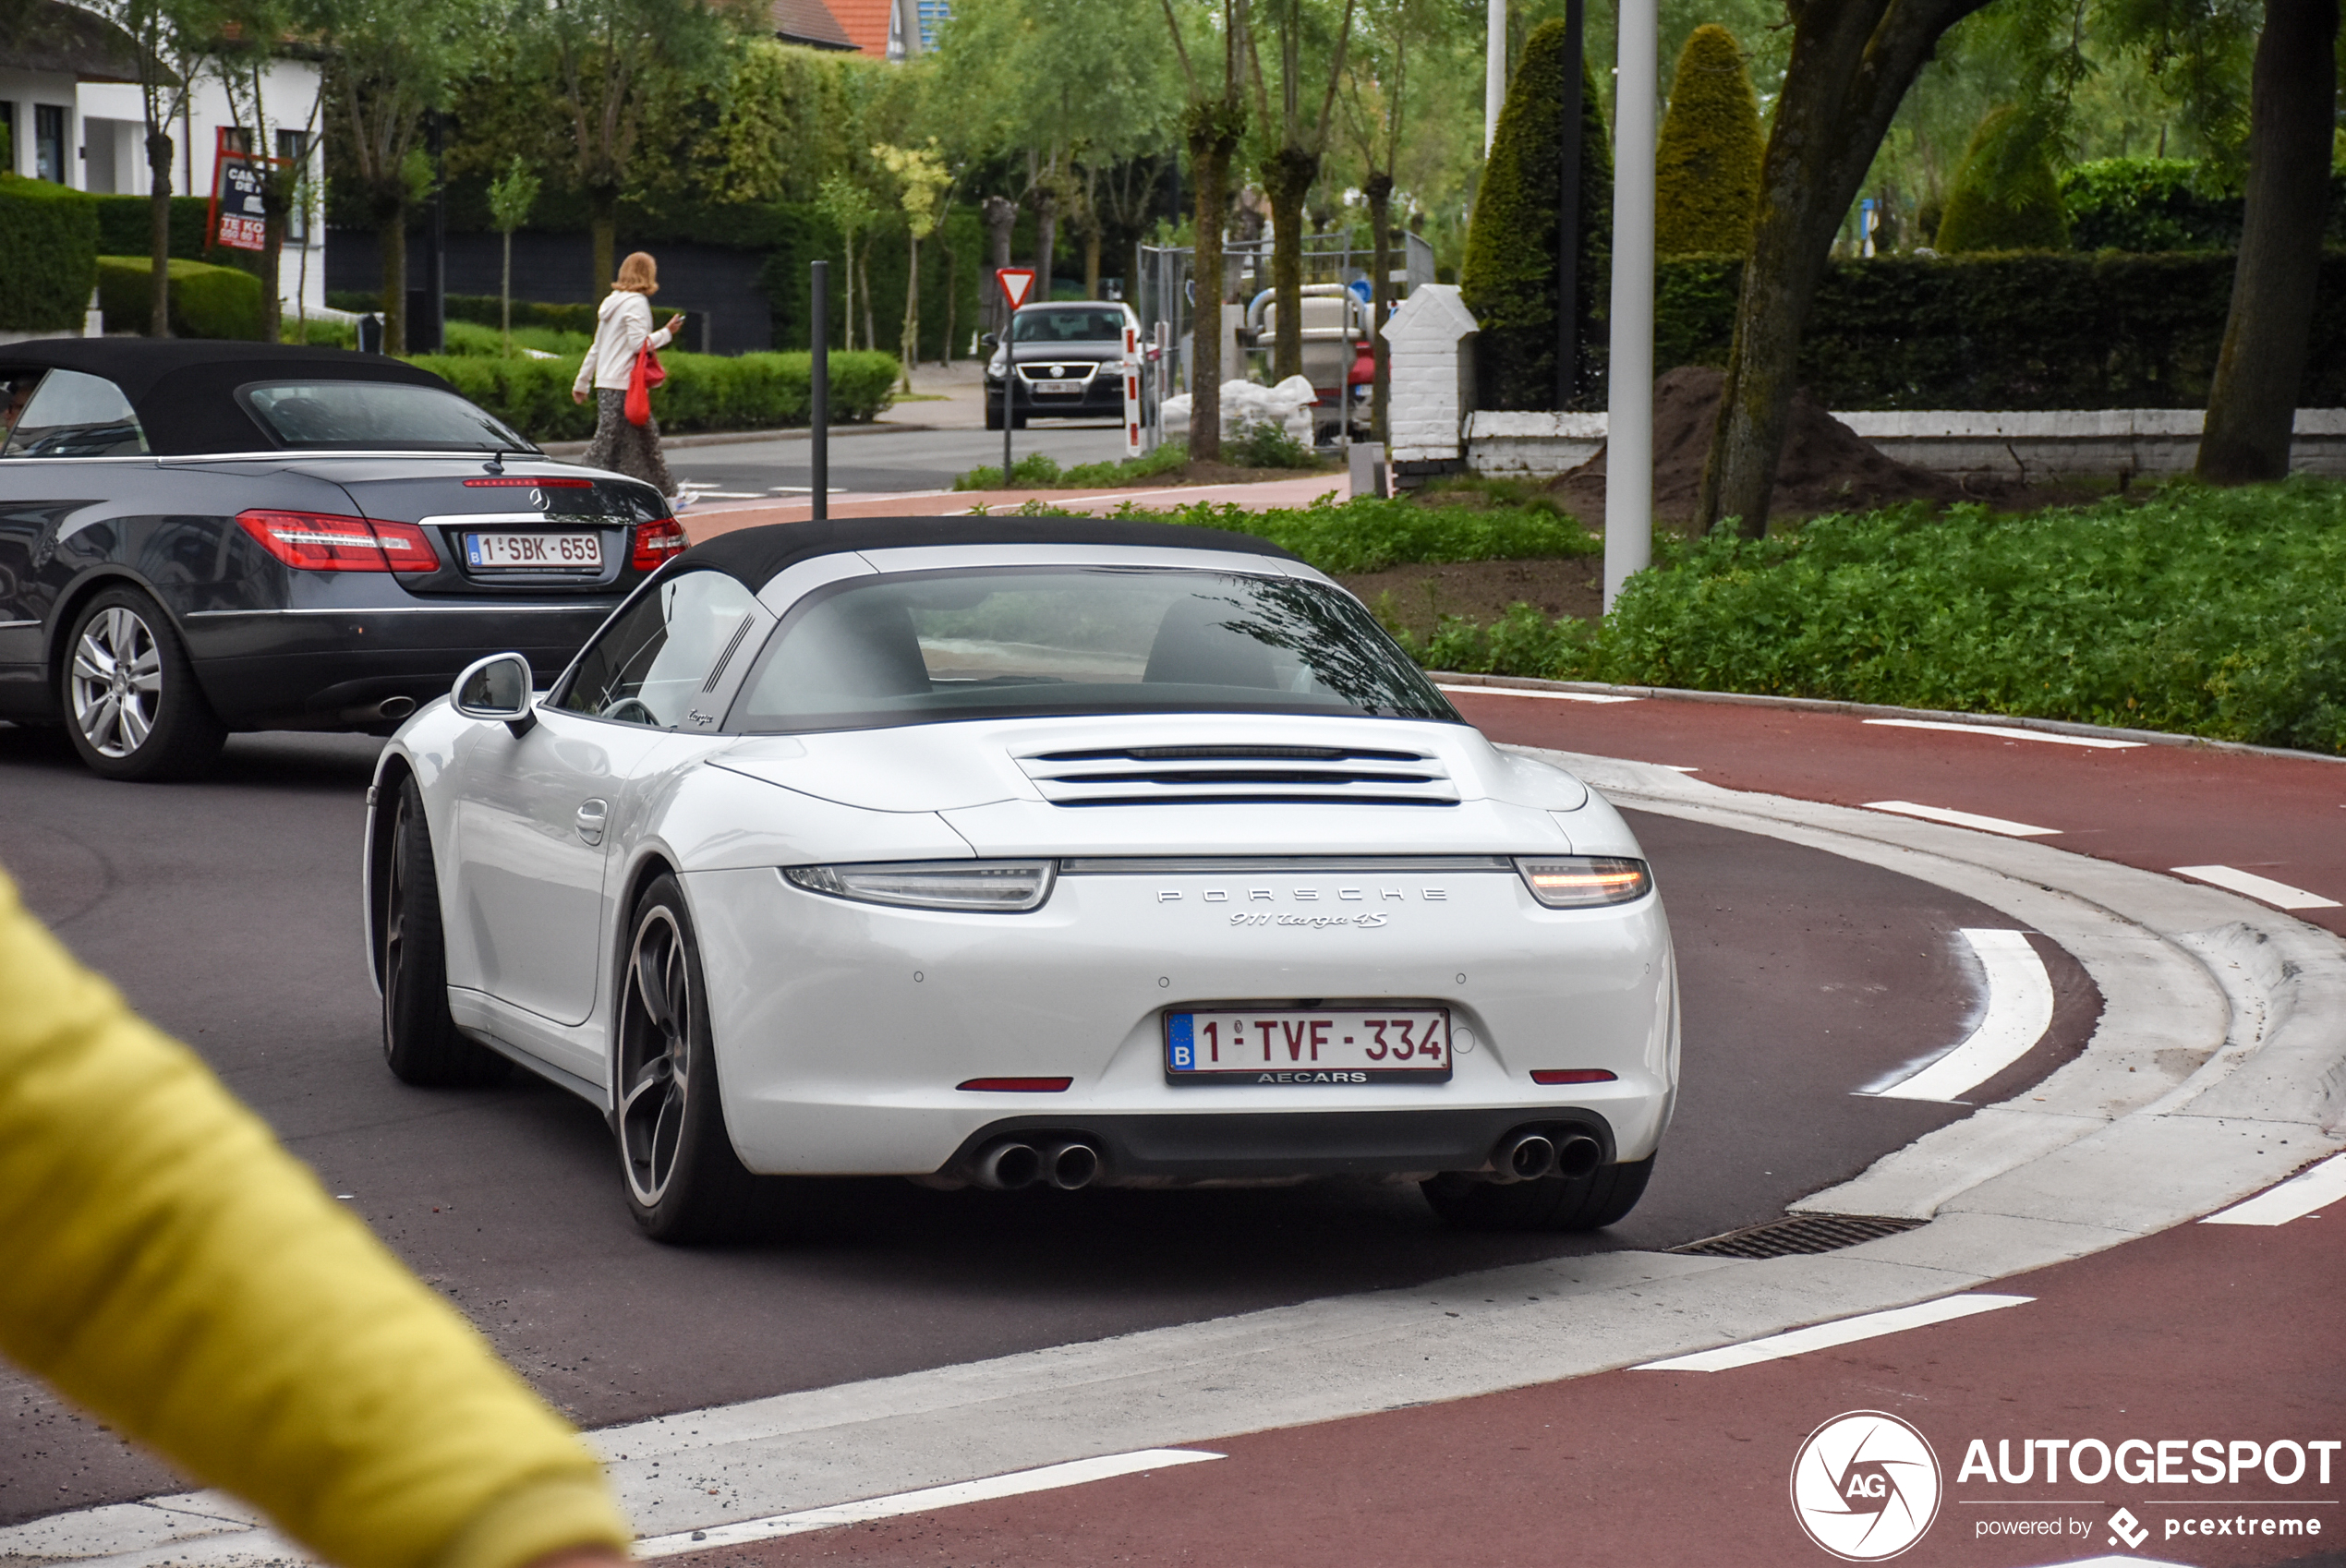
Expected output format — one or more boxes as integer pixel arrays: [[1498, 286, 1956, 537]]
[[17, 751, 2340, 1564]]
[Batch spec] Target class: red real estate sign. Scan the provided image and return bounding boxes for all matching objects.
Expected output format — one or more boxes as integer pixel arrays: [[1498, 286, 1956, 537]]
[[995, 267, 1036, 310], [208, 128, 270, 252]]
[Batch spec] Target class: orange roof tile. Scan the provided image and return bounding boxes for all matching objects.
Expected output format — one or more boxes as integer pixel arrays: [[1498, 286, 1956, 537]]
[[824, 0, 893, 55]]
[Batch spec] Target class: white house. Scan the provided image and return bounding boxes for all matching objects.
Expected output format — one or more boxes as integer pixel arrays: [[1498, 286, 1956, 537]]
[[2, 0, 328, 322]]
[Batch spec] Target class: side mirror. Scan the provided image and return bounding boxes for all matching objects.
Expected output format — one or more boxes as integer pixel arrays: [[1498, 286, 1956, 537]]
[[978, 332, 998, 348], [453, 651, 536, 736]]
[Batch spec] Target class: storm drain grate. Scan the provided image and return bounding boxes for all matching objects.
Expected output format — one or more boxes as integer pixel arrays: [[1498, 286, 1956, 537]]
[[1671, 1212, 1927, 1260]]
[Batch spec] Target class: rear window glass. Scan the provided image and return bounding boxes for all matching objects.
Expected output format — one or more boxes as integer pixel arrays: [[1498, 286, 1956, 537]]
[[3, 368, 148, 458], [729, 566, 1457, 732], [240, 380, 532, 452], [1012, 308, 1127, 343]]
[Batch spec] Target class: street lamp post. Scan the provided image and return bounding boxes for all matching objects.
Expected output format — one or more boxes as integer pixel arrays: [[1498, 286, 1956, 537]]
[[1603, 0, 1657, 612]]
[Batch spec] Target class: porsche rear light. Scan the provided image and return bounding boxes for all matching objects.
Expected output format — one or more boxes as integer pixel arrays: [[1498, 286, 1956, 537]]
[[1530, 1068, 1618, 1086], [632, 517, 686, 572], [957, 1077, 1072, 1092], [236, 510, 441, 573], [1514, 856, 1652, 908], [783, 861, 1056, 912]]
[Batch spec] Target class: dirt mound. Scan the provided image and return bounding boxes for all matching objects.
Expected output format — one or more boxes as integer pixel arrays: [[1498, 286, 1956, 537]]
[[1551, 365, 1997, 526]]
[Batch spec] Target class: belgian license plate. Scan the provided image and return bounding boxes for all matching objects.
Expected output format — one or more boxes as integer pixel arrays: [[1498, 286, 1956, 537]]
[[1034, 379, 1083, 394], [1166, 1007, 1452, 1085], [465, 531, 602, 570]]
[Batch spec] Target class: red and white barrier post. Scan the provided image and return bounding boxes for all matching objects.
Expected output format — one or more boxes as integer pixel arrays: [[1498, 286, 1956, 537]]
[[1123, 320, 1144, 458]]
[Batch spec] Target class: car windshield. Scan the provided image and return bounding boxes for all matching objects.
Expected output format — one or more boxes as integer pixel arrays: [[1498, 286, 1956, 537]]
[[728, 565, 1457, 732], [240, 380, 534, 452], [1011, 308, 1126, 343]]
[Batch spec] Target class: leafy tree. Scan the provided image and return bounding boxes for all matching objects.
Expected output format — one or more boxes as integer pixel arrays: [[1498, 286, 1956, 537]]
[[1654, 23, 1761, 256], [875, 139, 950, 387], [1934, 104, 2073, 248], [816, 172, 884, 353], [215, 0, 326, 342], [98, 0, 229, 336], [485, 153, 539, 353], [1695, 0, 2004, 538], [1249, 0, 1356, 382], [1160, 0, 1253, 462], [1457, 18, 1611, 410]]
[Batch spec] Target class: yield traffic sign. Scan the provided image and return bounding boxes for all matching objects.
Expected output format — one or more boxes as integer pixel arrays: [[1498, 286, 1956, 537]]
[[996, 268, 1036, 310]]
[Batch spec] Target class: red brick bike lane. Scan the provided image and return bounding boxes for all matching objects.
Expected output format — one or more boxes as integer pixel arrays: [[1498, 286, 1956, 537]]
[[1444, 687, 2346, 944], [682, 1197, 2341, 1568]]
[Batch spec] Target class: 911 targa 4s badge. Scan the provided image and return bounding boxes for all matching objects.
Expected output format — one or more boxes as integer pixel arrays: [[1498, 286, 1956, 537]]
[[363, 515, 1679, 1242]]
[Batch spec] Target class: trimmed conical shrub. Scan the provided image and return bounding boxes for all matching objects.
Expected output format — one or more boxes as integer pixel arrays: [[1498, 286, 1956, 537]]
[[1655, 25, 1762, 257], [1459, 18, 1613, 410], [1935, 106, 2071, 253]]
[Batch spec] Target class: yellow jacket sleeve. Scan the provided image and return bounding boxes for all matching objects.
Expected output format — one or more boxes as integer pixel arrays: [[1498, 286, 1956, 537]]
[[0, 868, 631, 1568]]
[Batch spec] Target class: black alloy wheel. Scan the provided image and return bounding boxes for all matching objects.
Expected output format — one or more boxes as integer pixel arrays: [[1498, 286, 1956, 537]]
[[613, 874, 759, 1242], [61, 586, 227, 781], [381, 778, 507, 1086], [1421, 1154, 1656, 1232]]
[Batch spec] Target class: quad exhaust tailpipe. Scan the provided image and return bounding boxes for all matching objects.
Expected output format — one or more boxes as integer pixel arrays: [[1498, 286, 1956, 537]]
[[1490, 1129, 1604, 1183], [970, 1138, 1102, 1190]]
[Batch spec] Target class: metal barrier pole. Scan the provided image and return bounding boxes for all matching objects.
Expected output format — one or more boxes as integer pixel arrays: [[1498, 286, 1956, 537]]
[[810, 260, 828, 522]]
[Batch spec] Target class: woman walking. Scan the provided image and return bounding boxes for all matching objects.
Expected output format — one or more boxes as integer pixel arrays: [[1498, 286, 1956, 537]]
[[572, 251, 687, 499]]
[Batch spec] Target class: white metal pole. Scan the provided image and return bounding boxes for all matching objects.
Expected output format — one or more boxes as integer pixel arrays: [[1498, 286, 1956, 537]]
[[1602, 0, 1657, 612], [1485, 0, 1507, 154]]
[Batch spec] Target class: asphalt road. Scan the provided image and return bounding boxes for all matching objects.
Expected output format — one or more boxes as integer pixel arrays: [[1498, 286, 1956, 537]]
[[0, 719, 2093, 1522], [660, 422, 1131, 501]]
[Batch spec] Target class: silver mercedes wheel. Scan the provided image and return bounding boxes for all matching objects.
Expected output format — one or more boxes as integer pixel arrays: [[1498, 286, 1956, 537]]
[[618, 904, 695, 1208], [69, 604, 162, 759]]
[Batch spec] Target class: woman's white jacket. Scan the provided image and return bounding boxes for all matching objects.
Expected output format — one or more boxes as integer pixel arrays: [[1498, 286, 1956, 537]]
[[573, 291, 675, 394]]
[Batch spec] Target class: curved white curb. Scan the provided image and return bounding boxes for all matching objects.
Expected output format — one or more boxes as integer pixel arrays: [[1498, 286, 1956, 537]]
[[12, 754, 2342, 1564]]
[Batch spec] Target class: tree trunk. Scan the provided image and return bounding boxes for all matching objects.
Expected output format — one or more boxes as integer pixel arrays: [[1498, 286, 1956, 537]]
[[943, 222, 958, 364], [2196, 0, 2339, 483], [501, 229, 514, 356], [900, 232, 920, 392], [1082, 222, 1102, 301], [379, 197, 408, 355], [841, 233, 856, 352], [588, 191, 618, 301], [146, 131, 175, 338], [260, 216, 284, 343], [1032, 185, 1058, 296], [981, 193, 1016, 336], [1365, 172, 1393, 445], [1188, 124, 1239, 463], [1696, 0, 1994, 537], [860, 241, 877, 357], [1263, 147, 1317, 383]]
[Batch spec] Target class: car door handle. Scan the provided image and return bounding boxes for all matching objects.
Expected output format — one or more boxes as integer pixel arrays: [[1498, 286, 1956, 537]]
[[575, 799, 609, 846]]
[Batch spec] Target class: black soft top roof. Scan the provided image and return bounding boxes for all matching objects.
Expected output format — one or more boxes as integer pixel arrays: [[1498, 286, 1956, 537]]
[[0, 339, 456, 455], [680, 516, 1303, 588]]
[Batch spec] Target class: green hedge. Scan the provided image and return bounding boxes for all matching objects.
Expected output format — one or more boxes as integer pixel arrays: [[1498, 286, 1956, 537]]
[[2058, 160, 2346, 252], [96, 256, 263, 339], [93, 194, 214, 260], [1650, 249, 2346, 409], [1935, 107, 2069, 253], [1654, 24, 1761, 257], [1570, 484, 2346, 755], [0, 177, 98, 331], [407, 349, 900, 441], [331, 290, 603, 335]]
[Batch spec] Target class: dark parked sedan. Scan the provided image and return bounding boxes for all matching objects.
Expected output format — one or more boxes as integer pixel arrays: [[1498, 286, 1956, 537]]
[[981, 302, 1143, 429], [0, 340, 681, 779]]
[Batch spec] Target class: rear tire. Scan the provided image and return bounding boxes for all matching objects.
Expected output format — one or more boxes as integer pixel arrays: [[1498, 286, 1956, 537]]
[[61, 586, 226, 781], [1421, 1154, 1655, 1233], [381, 778, 507, 1086], [612, 874, 760, 1243]]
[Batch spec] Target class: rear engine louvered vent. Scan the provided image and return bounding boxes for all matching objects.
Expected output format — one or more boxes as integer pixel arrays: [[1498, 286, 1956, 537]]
[[1669, 1213, 1926, 1260], [1019, 744, 1460, 807]]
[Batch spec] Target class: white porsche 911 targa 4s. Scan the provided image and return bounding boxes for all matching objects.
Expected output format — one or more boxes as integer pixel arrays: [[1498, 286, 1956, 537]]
[[364, 516, 1678, 1242]]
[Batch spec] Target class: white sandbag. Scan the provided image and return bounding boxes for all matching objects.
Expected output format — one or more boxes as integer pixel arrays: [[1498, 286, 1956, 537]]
[[1159, 392, 1191, 437]]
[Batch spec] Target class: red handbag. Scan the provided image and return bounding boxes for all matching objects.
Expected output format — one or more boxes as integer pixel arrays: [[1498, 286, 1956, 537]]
[[623, 338, 666, 427]]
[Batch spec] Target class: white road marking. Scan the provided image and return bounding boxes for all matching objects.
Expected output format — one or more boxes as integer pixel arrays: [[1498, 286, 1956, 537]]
[[2202, 1152, 2346, 1225], [764, 485, 853, 494], [1863, 718, 2145, 750], [1631, 1294, 2033, 1372], [1864, 800, 2062, 837], [1437, 684, 1641, 705], [635, 1450, 1224, 1556], [1867, 930, 2056, 1102], [679, 490, 765, 500], [2170, 864, 2340, 911], [2020, 1558, 2191, 1568]]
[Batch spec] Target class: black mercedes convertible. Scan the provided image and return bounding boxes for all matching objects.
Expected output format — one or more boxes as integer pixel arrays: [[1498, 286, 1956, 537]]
[[0, 341, 682, 779]]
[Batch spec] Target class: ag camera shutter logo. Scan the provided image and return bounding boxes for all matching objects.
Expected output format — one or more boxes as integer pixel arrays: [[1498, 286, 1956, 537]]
[[1791, 1411, 1943, 1560]]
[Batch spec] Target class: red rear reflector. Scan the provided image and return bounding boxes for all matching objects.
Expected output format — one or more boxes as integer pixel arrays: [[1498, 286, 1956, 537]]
[[956, 1077, 1072, 1092], [236, 510, 440, 573], [463, 476, 593, 487], [632, 517, 687, 572], [1530, 1069, 1618, 1086]]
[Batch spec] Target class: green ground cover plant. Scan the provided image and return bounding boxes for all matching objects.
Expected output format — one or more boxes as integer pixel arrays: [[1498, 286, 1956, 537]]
[[1134, 493, 1602, 576], [953, 441, 1191, 491], [1384, 482, 2346, 755], [407, 350, 898, 440]]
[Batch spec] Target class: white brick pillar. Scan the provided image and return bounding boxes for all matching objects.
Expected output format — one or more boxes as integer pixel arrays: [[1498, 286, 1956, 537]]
[[1378, 284, 1479, 479]]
